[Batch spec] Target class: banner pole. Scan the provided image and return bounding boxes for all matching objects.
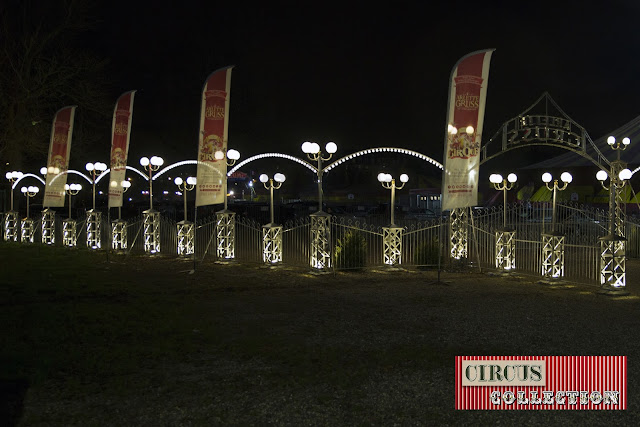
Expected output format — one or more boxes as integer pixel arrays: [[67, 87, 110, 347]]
[[469, 206, 482, 273], [193, 206, 198, 272]]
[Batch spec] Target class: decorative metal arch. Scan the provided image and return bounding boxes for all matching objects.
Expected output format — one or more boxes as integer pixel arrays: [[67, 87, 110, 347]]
[[480, 92, 609, 169], [323, 147, 443, 173], [228, 153, 317, 175], [11, 173, 46, 189]]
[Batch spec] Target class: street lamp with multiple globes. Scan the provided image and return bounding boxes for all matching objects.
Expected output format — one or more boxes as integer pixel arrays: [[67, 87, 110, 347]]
[[302, 141, 337, 270], [378, 172, 409, 266], [20, 186, 39, 243], [489, 173, 517, 271], [540, 171, 572, 280], [112, 180, 131, 251], [62, 183, 82, 247], [260, 173, 286, 264], [4, 171, 23, 241], [214, 148, 240, 261], [85, 162, 108, 249], [140, 156, 164, 254], [175, 176, 196, 256], [596, 135, 633, 294]]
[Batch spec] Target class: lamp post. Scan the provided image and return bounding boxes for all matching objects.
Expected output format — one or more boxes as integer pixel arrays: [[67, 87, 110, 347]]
[[260, 173, 286, 264], [140, 156, 164, 254], [596, 135, 632, 294], [39, 165, 63, 246], [302, 141, 337, 270], [215, 148, 240, 261], [490, 173, 517, 271], [540, 171, 572, 280], [62, 183, 81, 247], [111, 180, 131, 251], [84, 162, 107, 249], [20, 186, 39, 243], [4, 171, 23, 241], [378, 173, 408, 266], [175, 176, 196, 256]]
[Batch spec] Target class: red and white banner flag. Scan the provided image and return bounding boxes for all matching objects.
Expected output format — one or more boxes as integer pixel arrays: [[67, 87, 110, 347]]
[[195, 66, 233, 207], [455, 356, 627, 410], [108, 90, 136, 208], [441, 49, 494, 211], [43, 106, 76, 207]]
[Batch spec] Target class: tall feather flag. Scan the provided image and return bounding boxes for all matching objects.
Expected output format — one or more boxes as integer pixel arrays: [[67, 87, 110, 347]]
[[441, 49, 495, 211], [195, 66, 233, 207], [43, 106, 77, 207], [108, 90, 136, 208]]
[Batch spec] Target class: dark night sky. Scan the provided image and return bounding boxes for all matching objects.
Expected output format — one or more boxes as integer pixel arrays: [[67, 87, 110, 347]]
[[80, 0, 640, 168]]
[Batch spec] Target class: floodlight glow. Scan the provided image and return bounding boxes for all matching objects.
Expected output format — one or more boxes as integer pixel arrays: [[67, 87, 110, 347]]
[[384, 173, 392, 183], [86, 162, 94, 171], [229, 190, 234, 196], [64, 184, 70, 190], [227, 149, 240, 160], [399, 173, 409, 183], [40, 167, 48, 175], [623, 137, 631, 145], [560, 172, 572, 183], [121, 181, 131, 188], [489, 174, 502, 184], [274, 173, 286, 183], [214, 150, 225, 160], [301, 141, 313, 153], [310, 143, 320, 154], [619, 168, 632, 180], [596, 170, 608, 181], [174, 177, 183, 186], [507, 173, 517, 183], [140, 157, 150, 167], [186, 177, 197, 185], [21, 186, 27, 193], [150, 156, 164, 166], [95, 162, 107, 171], [5, 172, 10, 179], [466, 125, 474, 134], [28, 186, 39, 193], [326, 142, 337, 153], [259, 174, 268, 183], [542, 173, 552, 183], [450, 126, 458, 135], [73, 184, 82, 191], [377, 173, 386, 182], [607, 136, 616, 145]]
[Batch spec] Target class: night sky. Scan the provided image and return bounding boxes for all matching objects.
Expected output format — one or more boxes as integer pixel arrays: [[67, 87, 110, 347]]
[[20, 1, 640, 172]]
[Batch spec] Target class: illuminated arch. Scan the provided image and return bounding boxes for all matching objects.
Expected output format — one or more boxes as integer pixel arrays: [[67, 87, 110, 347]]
[[228, 153, 316, 176], [49, 169, 94, 186], [323, 147, 443, 173], [152, 160, 198, 181], [95, 165, 150, 184], [11, 173, 46, 190]]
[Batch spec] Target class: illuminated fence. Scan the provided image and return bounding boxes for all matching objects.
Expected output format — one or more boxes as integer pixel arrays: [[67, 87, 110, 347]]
[[331, 217, 384, 270], [402, 219, 445, 268]]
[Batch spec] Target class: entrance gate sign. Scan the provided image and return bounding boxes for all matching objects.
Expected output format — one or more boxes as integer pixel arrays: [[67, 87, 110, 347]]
[[455, 356, 627, 410], [442, 49, 495, 211]]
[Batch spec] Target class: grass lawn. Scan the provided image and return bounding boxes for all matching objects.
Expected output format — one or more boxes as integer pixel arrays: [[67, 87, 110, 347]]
[[1, 242, 639, 425]]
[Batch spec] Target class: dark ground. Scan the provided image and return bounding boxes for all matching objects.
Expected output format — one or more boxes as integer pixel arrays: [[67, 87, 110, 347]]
[[1, 243, 639, 425]]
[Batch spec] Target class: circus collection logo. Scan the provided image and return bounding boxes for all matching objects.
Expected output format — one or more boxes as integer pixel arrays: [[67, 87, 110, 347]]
[[448, 130, 479, 160], [199, 134, 223, 161]]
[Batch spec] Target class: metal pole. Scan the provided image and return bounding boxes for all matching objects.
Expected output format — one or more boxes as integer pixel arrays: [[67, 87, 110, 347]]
[[317, 156, 323, 212], [503, 184, 507, 229], [69, 192, 72, 219], [390, 180, 396, 226], [118, 206, 121, 220], [10, 187, 14, 211], [149, 167, 153, 210], [551, 182, 557, 233], [609, 178, 616, 236], [224, 164, 228, 211], [92, 172, 96, 210], [26, 196, 30, 218], [183, 188, 188, 222], [270, 181, 274, 224]]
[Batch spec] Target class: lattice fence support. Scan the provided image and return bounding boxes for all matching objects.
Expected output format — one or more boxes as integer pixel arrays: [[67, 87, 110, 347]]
[[86, 209, 102, 249], [143, 209, 160, 254], [21, 218, 35, 243], [177, 220, 194, 256], [63, 219, 77, 247], [310, 212, 331, 270], [450, 207, 468, 259], [541, 232, 564, 279], [383, 226, 403, 266], [4, 211, 18, 242], [216, 210, 236, 260], [262, 224, 282, 264], [111, 219, 127, 251], [41, 208, 56, 245], [495, 229, 515, 270], [599, 234, 626, 291]]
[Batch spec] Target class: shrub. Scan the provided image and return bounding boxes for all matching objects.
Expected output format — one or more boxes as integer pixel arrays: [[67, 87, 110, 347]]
[[334, 231, 367, 269], [414, 238, 442, 267]]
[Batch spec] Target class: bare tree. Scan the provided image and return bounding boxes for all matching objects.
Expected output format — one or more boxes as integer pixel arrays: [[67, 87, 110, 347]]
[[0, 0, 111, 170]]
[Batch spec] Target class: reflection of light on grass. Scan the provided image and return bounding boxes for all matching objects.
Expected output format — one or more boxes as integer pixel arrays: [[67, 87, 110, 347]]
[[610, 295, 640, 301]]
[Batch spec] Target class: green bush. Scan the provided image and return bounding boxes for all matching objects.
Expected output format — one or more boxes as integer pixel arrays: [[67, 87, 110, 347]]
[[414, 238, 442, 267], [335, 231, 367, 269]]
